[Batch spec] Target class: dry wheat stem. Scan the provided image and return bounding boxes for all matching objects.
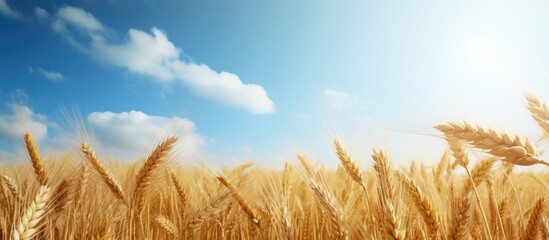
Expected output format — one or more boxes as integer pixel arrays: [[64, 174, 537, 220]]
[[464, 167, 493, 240]]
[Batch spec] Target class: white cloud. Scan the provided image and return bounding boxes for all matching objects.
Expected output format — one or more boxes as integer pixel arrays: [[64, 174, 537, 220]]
[[323, 88, 358, 108], [56, 6, 104, 33], [29, 67, 64, 81], [52, 6, 275, 114], [0, 0, 25, 20], [0, 104, 48, 143], [34, 7, 49, 21], [87, 111, 205, 161]]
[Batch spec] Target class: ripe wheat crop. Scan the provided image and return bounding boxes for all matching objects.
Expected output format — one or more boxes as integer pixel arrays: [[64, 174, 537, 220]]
[[0, 93, 548, 239]]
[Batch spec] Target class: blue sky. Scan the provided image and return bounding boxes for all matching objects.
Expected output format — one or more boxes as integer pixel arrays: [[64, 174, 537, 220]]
[[2, 0, 549, 168]]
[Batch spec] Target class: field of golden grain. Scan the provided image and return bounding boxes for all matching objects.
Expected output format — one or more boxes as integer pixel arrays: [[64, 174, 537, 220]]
[[1, 93, 549, 240]]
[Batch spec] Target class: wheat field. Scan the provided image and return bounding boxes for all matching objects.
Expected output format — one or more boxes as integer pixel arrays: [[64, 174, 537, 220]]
[[0, 93, 548, 239]]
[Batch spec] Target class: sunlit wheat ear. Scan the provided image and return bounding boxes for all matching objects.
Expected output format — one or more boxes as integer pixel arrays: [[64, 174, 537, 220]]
[[333, 139, 377, 233], [1, 171, 22, 202], [334, 139, 363, 184], [462, 158, 495, 194], [216, 174, 260, 226], [81, 142, 127, 205], [395, 170, 439, 239], [371, 149, 394, 202], [435, 121, 549, 167], [297, 154, 315, 177], [445, 136, 469, 168], [305, 177, 348, 240], [449, 194, 472, 240], [155, 215, 178, 238], [170, 173, 188, 208], [12, 185, 51, 240], [525, 92, 549, 135], [372, 149, 404, 240], [133, 136, 178, 213], [24, 132, 48, 186], [522, 198, 545, 240]]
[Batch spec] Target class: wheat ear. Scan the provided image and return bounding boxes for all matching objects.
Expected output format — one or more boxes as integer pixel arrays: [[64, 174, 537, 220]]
[[170, 173, 188, 208], [395, 170, 439, 239], [372, 149, 404, 240], [435, 121, 549, 166], [449, 194, 472, 240], [155, 215, 178, 238], [81, 142, 127, 204], [0, 171, 22, 202], [297, 154, 315, 177], [333, 139, 376, 233], [305, 177, 348, 240], [133, 136, 178, 212], [522, 198, 545, 240], [12, 185, 51, 240], [216, 174, 259, 226], [525, 92, 549, 135], [24, 132, 48, 186]]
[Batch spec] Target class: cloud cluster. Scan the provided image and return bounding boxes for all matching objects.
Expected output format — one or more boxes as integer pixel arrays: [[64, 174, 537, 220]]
[[0, 103, 205, 161], [29, 67, 64, 81], [0, 104, 48, 143], [50, 6, 275, 114], [87, 110, 205, 160], [0, 0, 25, 20]]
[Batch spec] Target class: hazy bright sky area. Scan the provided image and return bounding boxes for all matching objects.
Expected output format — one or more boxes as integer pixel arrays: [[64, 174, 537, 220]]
[[2, 0, 549, 169]]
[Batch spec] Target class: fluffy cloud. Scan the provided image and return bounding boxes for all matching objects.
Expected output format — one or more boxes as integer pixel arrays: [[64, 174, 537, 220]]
[[0, 104, 48, 143], [87, 111, 205, 161], [29, 67, 64, 81], [323, 88, 358, 108], [34, 7, 49, 21], [0, 0, 24, 20], [52, 6, 275, 114]]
